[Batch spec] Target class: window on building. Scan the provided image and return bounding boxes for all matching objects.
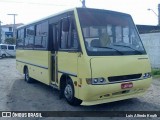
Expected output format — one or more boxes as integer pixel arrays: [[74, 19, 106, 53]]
[[9, 27, 12, 32], [25, 26, 35, 49], [35, 21, 48, 49]]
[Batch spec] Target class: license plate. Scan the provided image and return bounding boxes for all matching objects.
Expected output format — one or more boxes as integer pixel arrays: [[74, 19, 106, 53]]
[[121, 82, 133, 89]]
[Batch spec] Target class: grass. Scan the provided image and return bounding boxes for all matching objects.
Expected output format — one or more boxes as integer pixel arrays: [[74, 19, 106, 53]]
[[151, 69, 160, 78]]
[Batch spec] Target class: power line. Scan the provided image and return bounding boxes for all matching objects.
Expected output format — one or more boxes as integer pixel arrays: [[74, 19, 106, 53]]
[[0, 0, 72, 7]]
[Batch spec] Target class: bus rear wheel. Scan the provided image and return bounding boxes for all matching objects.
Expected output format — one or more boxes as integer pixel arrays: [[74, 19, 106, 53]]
[[2, 54, 6, 58], [64, 79, 82, 106], [24, 68, 34, 83]]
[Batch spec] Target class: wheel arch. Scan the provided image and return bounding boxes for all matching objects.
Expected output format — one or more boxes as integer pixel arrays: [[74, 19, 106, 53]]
[[2, 54, 6, 58], [59, 74, 73, 90], [60, 73, 82, 105]]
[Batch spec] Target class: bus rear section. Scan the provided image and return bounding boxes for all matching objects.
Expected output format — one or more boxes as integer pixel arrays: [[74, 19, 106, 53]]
[[74, 8, 152, 105]]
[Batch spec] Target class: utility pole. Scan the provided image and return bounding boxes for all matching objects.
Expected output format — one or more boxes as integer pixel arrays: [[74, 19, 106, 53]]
[[0, 21, 2, 44], [7, 14, 17, 38], [147, 8, 159, 25], [147, 8, 158, 17], [80, 0, 86, 8], [158, 4, 160, 25]]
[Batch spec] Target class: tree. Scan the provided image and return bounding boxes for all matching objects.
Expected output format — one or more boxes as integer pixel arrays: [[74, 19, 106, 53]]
[[4, 37, 16, 45]]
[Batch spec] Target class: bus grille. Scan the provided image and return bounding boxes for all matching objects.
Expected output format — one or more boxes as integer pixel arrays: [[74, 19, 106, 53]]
[[108, 74, 142, 82]]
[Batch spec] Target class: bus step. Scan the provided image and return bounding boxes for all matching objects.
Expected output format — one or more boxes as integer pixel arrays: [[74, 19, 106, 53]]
[[50, 84, 59, 90]]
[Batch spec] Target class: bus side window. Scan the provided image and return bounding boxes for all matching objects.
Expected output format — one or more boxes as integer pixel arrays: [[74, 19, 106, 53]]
[[17, 29, 24, 49], [35, 21, 48, 49], [25, 26, 35, 49]]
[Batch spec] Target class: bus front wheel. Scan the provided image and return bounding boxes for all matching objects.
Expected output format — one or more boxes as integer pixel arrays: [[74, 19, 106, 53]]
[[64, 79, 82, 106], [24, 67, 34, 83]]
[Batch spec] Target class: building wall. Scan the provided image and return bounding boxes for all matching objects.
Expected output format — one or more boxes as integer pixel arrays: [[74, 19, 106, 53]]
[[1, 27, 10, 43], [140, 32, 160, 68], [0, 23, 23, 44]]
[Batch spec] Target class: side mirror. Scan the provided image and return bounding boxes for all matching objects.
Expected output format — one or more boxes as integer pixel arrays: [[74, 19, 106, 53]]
[[62, 18, 69, 32]]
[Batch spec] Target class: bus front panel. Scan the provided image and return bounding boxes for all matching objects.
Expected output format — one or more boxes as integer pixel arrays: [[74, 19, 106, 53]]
[[74, 8, 152, 105]]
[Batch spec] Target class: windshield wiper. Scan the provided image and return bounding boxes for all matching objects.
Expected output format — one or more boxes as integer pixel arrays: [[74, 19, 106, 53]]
[[112, 44, 143, 54], [94, 46, 124, 55]]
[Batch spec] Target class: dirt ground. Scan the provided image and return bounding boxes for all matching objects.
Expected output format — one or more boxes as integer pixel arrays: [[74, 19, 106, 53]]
[[0, 58, 160, 120]]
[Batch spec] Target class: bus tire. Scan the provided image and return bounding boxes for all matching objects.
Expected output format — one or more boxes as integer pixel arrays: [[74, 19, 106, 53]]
[[2, 54, 6, 58], [24, 67, 34, 83], [64, 79, 82, 106]]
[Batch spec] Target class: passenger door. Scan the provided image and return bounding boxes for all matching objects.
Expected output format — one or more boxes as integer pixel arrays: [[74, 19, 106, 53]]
[[50, 24, 58, 84], [57, 17, 79, 83]]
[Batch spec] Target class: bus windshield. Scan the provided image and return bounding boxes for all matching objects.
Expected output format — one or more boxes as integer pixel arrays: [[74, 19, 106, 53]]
[[77, 8, 146, 56]]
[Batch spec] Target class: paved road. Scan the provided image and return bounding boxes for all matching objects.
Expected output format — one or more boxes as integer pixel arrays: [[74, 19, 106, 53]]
[[0, 58, 160, 120]]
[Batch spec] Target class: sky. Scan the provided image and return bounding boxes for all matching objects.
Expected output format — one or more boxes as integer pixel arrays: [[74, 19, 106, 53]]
[[0, 0, 160, 25]]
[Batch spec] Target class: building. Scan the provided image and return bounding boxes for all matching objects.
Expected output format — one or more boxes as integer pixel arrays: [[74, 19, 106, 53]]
[[136, 25, 160, 34], [136, 25, 160, 68], [134, 3, 160, 68], [1, 23, 23, 44]]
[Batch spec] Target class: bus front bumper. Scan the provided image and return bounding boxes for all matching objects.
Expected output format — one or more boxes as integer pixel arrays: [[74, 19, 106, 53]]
[[79, 78, 152, 106], [81, 91, 145, 106]]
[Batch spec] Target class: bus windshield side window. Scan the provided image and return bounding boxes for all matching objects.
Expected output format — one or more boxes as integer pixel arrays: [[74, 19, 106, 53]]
[[68, 18, 78, 49], [60, 17, 78, 50]]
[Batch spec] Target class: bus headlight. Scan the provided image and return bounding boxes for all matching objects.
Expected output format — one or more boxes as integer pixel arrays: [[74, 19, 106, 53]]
[[86, 78, 106, 85], [143, 72, 151, 78]]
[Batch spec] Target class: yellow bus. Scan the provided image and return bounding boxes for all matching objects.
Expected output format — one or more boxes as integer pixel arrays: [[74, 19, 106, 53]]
[[16, 8, 152, 106]]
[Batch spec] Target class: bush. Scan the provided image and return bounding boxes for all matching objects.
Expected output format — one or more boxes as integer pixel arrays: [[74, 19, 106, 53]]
[[4, 37, 16, 45], [151, 69, 160, 77]]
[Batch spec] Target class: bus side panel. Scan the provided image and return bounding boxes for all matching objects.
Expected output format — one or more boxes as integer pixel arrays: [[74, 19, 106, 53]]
[[16, 50, 51, 85], [16, 60, 25, 74], [57, 52, 79, 98]]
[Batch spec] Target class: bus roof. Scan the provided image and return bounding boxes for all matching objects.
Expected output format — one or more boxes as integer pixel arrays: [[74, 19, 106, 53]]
[[17, 7, 131, 30], [17, 8, 75, 29]]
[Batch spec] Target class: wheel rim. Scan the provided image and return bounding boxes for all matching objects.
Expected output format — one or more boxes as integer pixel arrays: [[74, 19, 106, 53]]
[[64, 84, 73, 101]]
